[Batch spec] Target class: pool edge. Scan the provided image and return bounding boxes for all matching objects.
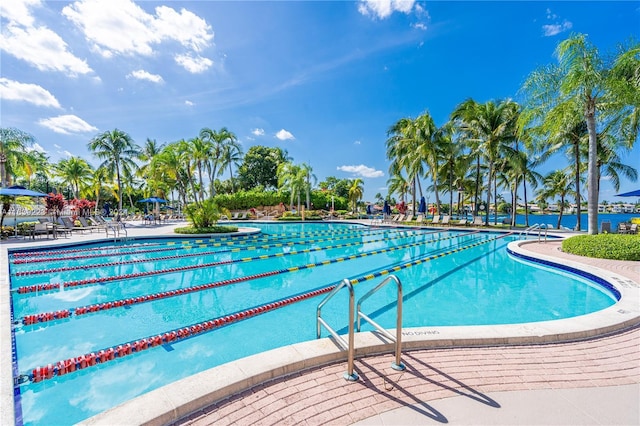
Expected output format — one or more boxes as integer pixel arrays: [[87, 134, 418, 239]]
[[79, 239, 640, 426]]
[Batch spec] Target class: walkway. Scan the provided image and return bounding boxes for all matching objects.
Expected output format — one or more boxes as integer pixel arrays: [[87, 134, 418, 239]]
[[174, 240, 640, 426]]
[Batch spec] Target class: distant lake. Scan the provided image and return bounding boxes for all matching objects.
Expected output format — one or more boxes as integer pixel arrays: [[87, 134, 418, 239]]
[[469, 212, 637, 232]]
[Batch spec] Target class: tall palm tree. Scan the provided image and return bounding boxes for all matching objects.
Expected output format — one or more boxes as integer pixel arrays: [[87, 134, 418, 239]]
[[0, 128, 36, 187], [53, 157, 94, 199], [348, 178, 364, 213], [538, 169, 573, 229], [88, 129, 140, 214], [199, 127, 237, 196], [521, 34, 638, 234], [187, 136, 212, 201], [277, 162, 306, 211], [219, 138, 243, 193]]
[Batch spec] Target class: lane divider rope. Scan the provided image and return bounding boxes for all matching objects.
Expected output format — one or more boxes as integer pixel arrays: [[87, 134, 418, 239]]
[[17, 231, 477, 323], [10, 226, 401, 264], [18, 232, 513, 385], [13, 228, 430, 276]]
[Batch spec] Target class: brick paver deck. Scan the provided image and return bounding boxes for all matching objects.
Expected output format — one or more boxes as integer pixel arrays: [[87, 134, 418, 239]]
[[174, 241, 640, 426]]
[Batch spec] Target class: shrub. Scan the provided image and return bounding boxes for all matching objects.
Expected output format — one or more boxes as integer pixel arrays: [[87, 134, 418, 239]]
[[174, 225, 238, 234], [184, 199, 226, 229], [562, 234, 640, 261]]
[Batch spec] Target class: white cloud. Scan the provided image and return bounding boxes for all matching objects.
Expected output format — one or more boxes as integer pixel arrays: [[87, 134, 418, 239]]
[[62, 150, 74, 157], [275, 129, 295, 141], [62, 0, 213, 62], [27, 143, 47, 153], [542, 9, 572, 37], [0, 78, 61, 108], [358, 0, 416, 19], [0, 0, 41, 27], [174, 53, 213, 73], [0, 24, 93, 76], [127, 69, 164, 84], [337, 164, 384, 178], [354, 140, 361, 145], [185, 100, 194, 106], [542, 21, 573, 37], [38, 114, 98, 134], [252, 128, 265, 136], [413, 22, 427, 31]]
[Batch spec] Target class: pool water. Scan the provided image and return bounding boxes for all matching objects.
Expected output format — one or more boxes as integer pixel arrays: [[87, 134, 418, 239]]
[[9, 222, 617, 425]]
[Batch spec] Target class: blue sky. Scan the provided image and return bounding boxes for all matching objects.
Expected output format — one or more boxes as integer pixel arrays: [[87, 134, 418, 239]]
[[1, 0, 639, 203]]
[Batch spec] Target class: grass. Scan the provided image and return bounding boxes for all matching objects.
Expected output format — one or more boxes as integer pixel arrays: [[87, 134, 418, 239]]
[[562, 234, 640, 261]]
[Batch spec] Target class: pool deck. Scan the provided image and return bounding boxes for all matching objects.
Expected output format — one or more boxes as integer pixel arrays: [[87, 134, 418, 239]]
[[2, 222, 639, 426]]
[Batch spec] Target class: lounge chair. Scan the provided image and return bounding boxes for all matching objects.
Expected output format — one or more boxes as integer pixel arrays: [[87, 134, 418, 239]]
[[455, 219, 468, 227], [394, 214, 406, 223], [472, 216, 485, 227], [414, 214, 424, 225], [61, 217, 89, 233], [628, 223, 638, 234], [441, 215, 451, 226], [430, 215, 440, 225], [78, 217, 102, 232]]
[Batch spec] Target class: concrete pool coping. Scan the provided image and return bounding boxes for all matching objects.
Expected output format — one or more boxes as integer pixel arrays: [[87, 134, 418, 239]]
[[2, 224, 638, 426]]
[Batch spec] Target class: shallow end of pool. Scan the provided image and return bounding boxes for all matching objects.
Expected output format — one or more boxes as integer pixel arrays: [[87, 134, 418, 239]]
[[79, 240, 640, 426]]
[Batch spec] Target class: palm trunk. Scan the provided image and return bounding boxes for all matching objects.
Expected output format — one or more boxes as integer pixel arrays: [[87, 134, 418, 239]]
[[557, 196, 564, 229], [485, 163, 492, 226], [586, 103, 598, 235], [574, 141, 581, 231], [474, 156, 480, 216], [523, 179, 529, 227]]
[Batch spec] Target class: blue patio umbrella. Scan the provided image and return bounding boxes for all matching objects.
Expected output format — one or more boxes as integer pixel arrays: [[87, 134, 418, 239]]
[[138, 197, 168, 203], [138, 197, 168, 217], [0, 185, 48, 236], [418, 196, 426, 214], [616, 189, 640, 197]]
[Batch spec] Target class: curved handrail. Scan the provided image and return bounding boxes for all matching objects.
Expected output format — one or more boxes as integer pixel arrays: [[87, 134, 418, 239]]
[[356, 275, 405, 371], [316, 279, 358, 381]]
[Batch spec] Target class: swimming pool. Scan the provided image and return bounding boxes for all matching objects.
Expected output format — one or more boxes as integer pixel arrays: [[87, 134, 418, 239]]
[[8, 222, 620, 425]]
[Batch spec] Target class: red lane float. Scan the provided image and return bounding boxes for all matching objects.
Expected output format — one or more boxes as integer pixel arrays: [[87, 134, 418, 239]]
[[25, 284, 337, 384]]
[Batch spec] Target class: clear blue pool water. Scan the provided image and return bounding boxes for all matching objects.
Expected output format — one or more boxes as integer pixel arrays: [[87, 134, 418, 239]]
[[9, 222, 618, 425]]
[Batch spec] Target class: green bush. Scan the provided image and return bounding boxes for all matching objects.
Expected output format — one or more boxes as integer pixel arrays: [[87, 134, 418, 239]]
[[174, 225, 238, 234], [562, 234, 640, 261]]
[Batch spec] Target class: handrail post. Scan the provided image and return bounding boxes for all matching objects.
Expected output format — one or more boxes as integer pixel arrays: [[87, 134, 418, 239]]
[[316, 279, 358, 381]]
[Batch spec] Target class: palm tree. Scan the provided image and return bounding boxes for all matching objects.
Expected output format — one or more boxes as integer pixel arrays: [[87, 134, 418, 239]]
[[53, 157, 94, 199], [277, 162, 306, 212], [219, 138, 243, 193], [521, 34, 638, 234], [348, 178, 364, 213], [200, 127, 237, 196], [0, 128, 36, 187], [88, 129, 140, 214], [187, 136, 212, 201], [538, 170, 573, 229]]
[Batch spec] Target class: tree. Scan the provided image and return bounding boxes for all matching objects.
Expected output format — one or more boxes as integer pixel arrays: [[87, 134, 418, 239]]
[[538, 170, 573, 229], [348, 178, 364, 212], [0, 128, 36, 187], [238, 146, 290, 190], [53, 157, 94, 199], [219, 138, 243, 193], [521, 33, 639, 234], [277, 162, 306, 211], [88, 129, 140, 214]]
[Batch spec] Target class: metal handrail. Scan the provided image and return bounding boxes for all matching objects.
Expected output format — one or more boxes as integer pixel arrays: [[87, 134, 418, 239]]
[[316, 279, 358, 381], [356, 275, 405, 371], [519, 223, 548, 242]]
